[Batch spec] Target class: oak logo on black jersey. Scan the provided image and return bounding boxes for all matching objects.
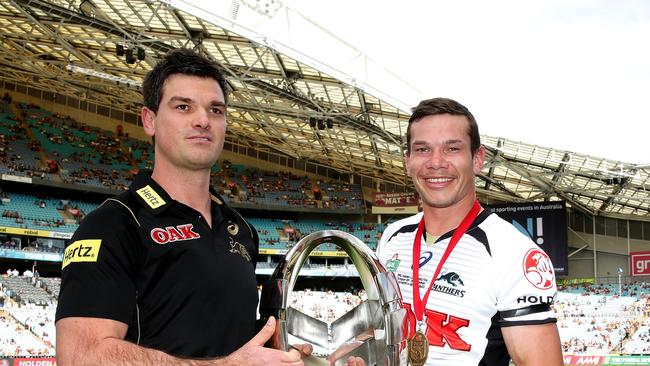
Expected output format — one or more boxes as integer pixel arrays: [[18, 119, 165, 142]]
[[150, 224, 200, 244]]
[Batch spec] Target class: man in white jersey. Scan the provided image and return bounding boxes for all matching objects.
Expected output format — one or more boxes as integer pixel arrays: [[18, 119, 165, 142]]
[[376, 98, 563, 366]]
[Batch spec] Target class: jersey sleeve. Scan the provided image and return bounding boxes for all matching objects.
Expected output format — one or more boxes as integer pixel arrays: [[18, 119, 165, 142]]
[[56, 201, 140, 325], [494, 229, 557, 327]]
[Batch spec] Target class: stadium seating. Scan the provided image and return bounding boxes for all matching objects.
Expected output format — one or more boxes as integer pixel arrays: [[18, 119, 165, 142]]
[[0, 276, 53, 306], [21, 103, 133, 190], [1, 277, 649, 358], [9, 305, 56, 350], [0, 102, 45, 179], [246, 218, 383, 250], [0, 192, 80, 234], [555, 284, 650, 355], [0, 310, 53, 357], [38, 278, 60, 300]]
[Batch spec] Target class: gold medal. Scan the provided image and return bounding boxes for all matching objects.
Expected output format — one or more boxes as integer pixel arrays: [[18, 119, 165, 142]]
[[407, 330, 428, 366]]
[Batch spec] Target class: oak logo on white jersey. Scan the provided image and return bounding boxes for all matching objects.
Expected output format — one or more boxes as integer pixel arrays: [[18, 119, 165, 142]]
[[523, 248, 554, 290]]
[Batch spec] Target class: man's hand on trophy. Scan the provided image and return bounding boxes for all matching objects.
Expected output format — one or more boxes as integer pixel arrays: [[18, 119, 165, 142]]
[[226, 316, 305, 365], [343, 356, 366, 366], [289, 343, 314, 357], [325, 341, 367, 366]]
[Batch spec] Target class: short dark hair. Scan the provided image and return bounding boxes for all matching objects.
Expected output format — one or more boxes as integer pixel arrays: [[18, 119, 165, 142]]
[[406, 97, 480, 156], [142, 48, 228, 112]]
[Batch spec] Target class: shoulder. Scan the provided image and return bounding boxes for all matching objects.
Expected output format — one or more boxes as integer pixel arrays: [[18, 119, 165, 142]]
[[378, 213, 422, 257], [72, 192, 141, 241], [479, 213, 536, 247], [382, 213, 422, 242], [219, 199, 257, 243]]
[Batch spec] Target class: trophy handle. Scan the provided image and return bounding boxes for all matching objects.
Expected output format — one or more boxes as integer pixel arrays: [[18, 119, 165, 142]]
[[259, 230, 407, 366]]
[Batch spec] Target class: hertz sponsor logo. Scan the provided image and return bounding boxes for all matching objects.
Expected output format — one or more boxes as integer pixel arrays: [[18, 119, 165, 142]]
[[136, 185, 166, 209], [62, 240, 101, 269]]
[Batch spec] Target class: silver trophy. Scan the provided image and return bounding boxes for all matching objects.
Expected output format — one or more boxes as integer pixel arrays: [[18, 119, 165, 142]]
[[259, 230, 407, 366]]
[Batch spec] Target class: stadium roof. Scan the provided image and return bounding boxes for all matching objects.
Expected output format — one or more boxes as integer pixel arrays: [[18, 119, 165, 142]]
[[0, 0, 648, 220]]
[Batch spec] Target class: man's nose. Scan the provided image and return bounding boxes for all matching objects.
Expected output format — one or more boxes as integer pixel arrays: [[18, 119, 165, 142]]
[[193, 109, 210, 129], [425, 148, 447, 169]]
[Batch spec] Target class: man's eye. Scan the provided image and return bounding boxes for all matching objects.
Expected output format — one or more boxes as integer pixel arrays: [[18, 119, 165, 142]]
[[211, 107, 224, 114], [176, 104, 189, 111], [415, 147, 429, 153]]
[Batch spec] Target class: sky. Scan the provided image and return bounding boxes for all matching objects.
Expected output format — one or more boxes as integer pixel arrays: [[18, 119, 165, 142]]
[[189, 0, 650, 164]]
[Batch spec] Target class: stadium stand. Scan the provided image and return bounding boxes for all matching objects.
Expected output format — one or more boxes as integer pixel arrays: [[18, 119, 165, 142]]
[[0, 276, 53, 306], [21, 103, 133, 190], [0, 311, 53, 357], [1, 101, 367, 215], [0, 276, 57, 357], [556, 283, 650, 355], [2, 1, 650, 363]]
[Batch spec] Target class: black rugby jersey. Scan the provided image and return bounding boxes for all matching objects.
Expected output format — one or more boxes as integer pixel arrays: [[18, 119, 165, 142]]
[[56, 171, 259, 358], [377, 210, 557, 366]]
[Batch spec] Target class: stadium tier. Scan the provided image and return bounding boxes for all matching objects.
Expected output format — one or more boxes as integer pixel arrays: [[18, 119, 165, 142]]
[[1, 101, 365, 212], [1, 279, 649, 359]]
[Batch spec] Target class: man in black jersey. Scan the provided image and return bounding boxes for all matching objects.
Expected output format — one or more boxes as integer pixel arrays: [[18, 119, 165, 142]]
[[56, 49, 308, 365]]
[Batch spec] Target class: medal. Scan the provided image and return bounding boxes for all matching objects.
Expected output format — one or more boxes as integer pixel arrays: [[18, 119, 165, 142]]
[[408, 330, 429, 366], [409, 200, 481, 363]]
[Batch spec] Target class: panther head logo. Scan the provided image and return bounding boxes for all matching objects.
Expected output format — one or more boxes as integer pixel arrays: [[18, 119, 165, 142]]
[[436, 270, 464, 287]]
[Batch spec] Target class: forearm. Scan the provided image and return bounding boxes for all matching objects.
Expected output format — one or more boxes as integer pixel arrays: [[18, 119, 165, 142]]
[[58, 337, 232, 366], [502, 323, 563, 366]]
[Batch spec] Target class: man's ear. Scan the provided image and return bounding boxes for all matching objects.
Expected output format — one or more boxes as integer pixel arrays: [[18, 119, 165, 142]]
[[141, 107, 156, 137], [404, 151, 412, 177], [473, 145, 486, 175]]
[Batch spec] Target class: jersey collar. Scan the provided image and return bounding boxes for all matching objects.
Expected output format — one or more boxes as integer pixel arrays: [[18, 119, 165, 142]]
[[129, 170, 173, 215], [428, 208, 492, 244], [129, 170, 233, 220]]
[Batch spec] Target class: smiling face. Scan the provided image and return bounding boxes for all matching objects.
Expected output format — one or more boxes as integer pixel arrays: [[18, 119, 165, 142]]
[[405, 114, 485, 212], [142, 74, 226, 173]]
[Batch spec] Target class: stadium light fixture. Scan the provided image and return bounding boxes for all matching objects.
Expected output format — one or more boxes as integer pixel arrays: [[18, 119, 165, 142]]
[[66, 64, 141, 88], [125, 48, 136, 64], [137, 47, 146, 61]]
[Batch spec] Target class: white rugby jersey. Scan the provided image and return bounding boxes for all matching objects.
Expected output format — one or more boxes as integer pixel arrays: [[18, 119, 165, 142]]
[[377, 210, 557, 366]]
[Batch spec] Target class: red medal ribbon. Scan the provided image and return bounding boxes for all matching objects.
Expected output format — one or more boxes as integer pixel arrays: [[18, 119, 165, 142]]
[[412, 200, 482, 323]]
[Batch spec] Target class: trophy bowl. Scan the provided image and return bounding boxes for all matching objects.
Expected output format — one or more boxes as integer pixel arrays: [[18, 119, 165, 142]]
[[259, 230, 408, 366]]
